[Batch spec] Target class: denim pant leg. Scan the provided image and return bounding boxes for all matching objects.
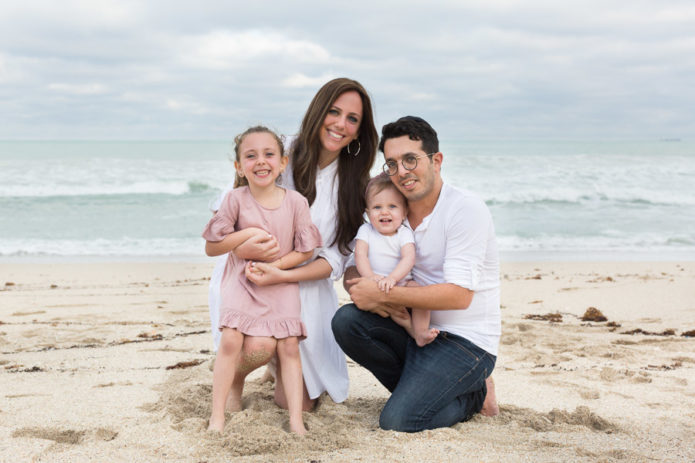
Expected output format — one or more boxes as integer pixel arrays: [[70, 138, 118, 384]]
[[379, 331, 496, 432], [332, 303, 410, 392]]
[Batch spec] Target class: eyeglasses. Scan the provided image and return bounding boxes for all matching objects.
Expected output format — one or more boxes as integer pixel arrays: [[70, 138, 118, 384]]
[[382, 153, 435, 176]]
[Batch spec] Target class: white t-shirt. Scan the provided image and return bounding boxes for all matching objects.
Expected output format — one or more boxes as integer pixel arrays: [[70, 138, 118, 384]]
[[355, 222, 414, 283], [408, 183, 501, 356]]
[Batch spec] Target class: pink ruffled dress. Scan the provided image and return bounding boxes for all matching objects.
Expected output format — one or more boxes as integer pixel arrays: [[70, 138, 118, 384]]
[[202, 186, 322, 339]]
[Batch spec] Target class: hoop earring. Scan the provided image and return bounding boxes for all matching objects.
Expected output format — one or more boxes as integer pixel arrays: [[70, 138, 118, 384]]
[[347, 138, 361, 157]]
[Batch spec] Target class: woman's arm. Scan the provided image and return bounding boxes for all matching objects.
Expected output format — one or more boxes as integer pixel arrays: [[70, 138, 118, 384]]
[[205, 227, 269, 257], [270, 250, 314, 270], [245, 256, 333, 286]]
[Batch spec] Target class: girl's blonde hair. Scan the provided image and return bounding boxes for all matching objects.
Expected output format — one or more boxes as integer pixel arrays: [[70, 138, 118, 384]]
[[232, 126, 285, 188]]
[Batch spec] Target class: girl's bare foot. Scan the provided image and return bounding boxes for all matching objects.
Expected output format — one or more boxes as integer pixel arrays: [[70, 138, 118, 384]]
[[289, 417, 307, 435], [207, 415, 225, 432], [415, 327, 440, 347], [480, 376, 499, 417]]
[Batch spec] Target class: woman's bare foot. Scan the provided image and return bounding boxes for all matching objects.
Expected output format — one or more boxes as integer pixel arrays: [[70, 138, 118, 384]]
[[480, 376, 499, 417], [259, 366, 275, 384], [225, 393, 242, 412], [415, 327, 440, 347]]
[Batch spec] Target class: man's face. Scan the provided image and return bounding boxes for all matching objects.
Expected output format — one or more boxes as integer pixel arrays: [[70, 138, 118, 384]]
[[383, 135, 440, 203]]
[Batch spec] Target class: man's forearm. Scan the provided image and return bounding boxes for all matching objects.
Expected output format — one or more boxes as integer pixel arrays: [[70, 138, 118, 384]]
[[383, 282, 473, 311]]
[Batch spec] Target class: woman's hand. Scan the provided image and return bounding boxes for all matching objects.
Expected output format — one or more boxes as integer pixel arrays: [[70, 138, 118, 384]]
[[235, 230, 280, 262], [245, 261, 286, 286]]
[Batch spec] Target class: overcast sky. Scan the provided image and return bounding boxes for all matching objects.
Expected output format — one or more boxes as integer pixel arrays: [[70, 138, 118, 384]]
[[2, 1, 694, 140]]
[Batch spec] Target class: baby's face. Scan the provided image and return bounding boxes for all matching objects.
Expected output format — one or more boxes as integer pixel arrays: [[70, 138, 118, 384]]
[[366, 187, 407, 236]]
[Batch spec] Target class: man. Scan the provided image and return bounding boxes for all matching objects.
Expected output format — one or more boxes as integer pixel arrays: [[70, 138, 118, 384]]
[[331, 116, 500, 432]]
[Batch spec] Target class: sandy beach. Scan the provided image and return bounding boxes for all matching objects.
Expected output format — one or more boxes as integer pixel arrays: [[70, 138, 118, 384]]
[[1, 261, 694, 462]]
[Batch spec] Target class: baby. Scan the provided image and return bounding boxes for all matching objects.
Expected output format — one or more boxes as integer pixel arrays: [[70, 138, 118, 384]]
[[354, 174, 439, 347]]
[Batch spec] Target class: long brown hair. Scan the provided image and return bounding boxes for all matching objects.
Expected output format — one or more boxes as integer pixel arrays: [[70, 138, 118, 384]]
[[290, 78, 377, 255]]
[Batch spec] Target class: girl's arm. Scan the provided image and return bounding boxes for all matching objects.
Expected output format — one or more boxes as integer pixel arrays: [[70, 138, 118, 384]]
[[205, 227, 269, 257], [386, 243, 416, 283], [354, 240, 377, 279]]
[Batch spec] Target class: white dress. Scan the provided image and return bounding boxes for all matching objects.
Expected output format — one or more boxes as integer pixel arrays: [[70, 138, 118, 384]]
[[207, 158, 350, 403]]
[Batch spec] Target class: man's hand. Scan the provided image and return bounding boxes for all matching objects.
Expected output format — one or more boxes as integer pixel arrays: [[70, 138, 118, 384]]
[[346, 276, 408, 319]]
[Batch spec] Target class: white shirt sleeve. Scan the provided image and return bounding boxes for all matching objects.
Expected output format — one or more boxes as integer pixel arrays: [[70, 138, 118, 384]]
[[209, 182, 235, 212], [318, 239, 352, 281], [397, 225, 415, 247], [442, 196, 493, 291]]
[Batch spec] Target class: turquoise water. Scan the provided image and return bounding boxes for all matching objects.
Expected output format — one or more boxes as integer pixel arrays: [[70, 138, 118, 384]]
[[1, 139, 694, 261]]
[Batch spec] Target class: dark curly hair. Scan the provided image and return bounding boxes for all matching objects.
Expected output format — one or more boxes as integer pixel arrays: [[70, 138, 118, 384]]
[[378, 116, 439, 155]]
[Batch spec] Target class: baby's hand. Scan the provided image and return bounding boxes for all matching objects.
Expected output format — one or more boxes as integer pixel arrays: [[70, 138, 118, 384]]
[[370, 275, 384, 283], [378, 278, 396, 293]]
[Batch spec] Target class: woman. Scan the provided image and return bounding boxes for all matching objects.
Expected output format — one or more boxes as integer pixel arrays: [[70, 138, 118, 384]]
[[210, 77, 378, 409]]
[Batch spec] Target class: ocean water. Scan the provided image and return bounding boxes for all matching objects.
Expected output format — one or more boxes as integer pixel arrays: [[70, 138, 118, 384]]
[[1, 139, 694, 262]]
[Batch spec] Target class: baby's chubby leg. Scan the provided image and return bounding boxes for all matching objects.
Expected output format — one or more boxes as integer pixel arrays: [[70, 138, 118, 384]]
[[209, 328, 244, 432], [412, 309, 439, 347], [403, 280, 439, 347], [276, 337, 307, 435]]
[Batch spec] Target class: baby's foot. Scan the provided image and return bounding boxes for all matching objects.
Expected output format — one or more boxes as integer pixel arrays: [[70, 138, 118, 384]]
[[415, 328, 439, 347]]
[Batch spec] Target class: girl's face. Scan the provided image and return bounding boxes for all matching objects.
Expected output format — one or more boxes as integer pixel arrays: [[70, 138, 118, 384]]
[[319, 90, 363, 159], [235, 132, 287, 190], [366, 186, 407, 236]]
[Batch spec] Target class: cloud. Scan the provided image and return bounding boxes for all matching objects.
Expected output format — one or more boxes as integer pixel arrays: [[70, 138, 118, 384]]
[[180, 30, 331, 70], [281, 73, 337, 88], [47, 83, 108, 95], [1, 1, 695, 139]]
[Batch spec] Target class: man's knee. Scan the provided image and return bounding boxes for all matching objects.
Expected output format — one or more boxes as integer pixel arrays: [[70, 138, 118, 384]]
[[331, 303, 359, 341], [379, 402, 413, 432]]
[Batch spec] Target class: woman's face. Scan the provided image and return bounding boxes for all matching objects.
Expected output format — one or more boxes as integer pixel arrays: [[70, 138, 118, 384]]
[[319, 90, 363, 159]]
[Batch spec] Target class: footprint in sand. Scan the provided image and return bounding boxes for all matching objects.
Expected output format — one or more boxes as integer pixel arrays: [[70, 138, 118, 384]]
[[11, 427, 118, 444]]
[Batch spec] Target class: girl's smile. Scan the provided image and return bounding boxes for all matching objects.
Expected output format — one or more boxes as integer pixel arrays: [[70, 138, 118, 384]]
[[235, 132, 288, 191]]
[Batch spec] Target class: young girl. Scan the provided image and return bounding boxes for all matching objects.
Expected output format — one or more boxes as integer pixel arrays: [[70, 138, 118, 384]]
[[354, 174, 439, 347], [202, 126, 322, 434]]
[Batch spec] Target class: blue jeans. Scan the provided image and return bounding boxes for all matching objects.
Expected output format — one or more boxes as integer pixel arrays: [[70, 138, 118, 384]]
[[332, 303, 495, 432]]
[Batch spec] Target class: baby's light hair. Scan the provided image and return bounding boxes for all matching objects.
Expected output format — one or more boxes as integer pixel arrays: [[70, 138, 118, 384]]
[[232, 126, 285, 188], [365, 172, 407, 209]]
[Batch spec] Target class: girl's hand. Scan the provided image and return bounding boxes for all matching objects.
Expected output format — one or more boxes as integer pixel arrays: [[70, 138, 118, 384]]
[[235, 230, 280, 262], [378, 278, 396, 293], [245, 261, 285, 286]]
